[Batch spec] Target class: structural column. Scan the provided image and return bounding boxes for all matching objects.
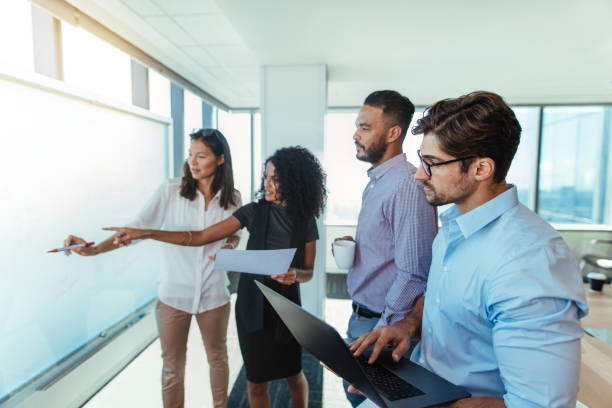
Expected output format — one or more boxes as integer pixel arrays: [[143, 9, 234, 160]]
[[260, 64, 327, 318], [130, 60, 149, 109], [31, 5, 63, 80], [170, 83, 185, 177], [202, 100, 214, 129]]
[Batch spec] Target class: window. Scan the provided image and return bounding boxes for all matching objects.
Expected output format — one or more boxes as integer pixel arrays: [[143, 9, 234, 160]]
[[252, 112, 262, 199], [184, 89, 203, 153], [148, 69, 170, 118], [218, 110, 253, 202], [62, 22, 132, 105], [507, 107, 541, 209], [0, 0, 34, 73], [324, 110, 369, 225], [324, 109, 425, 225], [324, 106, 577, 225], [538, 107, 611, 224]]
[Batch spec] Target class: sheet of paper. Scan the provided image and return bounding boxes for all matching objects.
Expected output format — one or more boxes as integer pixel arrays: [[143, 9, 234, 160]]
[[214, 248, 297, 276]]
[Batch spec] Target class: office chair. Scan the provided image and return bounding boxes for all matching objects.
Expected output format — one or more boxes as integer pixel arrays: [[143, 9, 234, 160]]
[[579, 239, 612, 283]]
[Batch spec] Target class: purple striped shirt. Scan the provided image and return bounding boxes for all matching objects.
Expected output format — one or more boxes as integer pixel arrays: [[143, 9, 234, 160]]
[[348, 153, 437, 326]]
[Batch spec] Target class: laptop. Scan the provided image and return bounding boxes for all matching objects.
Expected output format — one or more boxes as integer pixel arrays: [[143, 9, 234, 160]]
[[255, 280, 470, 408]]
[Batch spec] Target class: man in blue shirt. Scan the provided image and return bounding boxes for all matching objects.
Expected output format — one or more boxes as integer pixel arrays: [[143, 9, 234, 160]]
[[350, 91, 588, 407]]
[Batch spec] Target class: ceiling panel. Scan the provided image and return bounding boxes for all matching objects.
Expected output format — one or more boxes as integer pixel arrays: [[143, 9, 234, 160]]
[[68, 0, 612, 108], [182, 45, 219, 67], [144, 16, 198, 47], [153, 0, 220, 16], [173, 15, 243, 45], [225, 66, 259, 82], [120, 0, 164, 16], [206, 44, 257, 66]]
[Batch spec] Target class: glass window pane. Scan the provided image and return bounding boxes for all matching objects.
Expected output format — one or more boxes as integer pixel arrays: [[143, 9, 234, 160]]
[[184, 89, 203, 153], [148, 69, 170, 118], [507, 107, 540, 209], [324, 110, 370, 225], [538, 106, 610, 224], [218, 110, 252, 202], [0, 0, 34, 73], [253, 112, 262, 198], [404, 109, 425, 168], [324, 109, 426, 226], [62, 22, 132, 105]]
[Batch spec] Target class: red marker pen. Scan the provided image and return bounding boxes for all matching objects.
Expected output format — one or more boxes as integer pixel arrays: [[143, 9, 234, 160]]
[[48, 242, 95, 253]]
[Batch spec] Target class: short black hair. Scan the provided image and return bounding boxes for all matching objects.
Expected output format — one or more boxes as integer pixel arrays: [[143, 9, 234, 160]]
[[364, 90, 416, 140]]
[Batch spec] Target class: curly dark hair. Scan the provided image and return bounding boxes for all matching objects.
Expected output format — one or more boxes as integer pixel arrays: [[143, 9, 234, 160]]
[[258, 146, 327, 221]]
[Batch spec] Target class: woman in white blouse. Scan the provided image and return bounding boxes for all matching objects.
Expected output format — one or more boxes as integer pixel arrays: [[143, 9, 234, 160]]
[[63, 128, 241, 408]]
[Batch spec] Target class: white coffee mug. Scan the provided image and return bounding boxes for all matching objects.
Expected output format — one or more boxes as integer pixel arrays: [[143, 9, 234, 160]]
[[333, 240, 356, 270]]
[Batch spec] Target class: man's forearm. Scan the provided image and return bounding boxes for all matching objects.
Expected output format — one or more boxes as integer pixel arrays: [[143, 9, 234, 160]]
[[394, 295, 424, 339]]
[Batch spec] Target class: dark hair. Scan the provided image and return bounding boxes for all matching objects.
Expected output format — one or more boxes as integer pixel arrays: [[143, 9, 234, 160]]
[[180, 128, 238, 209], [258, 146, 327, 221], [364, 90, 415, 140], [412, 91, 521, 182]]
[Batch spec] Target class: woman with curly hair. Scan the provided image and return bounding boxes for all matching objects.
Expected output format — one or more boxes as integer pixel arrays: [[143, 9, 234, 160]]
[[106, 146, 327, 408]]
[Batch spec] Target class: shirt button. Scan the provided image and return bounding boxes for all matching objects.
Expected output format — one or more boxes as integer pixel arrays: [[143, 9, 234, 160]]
[[419, 358, 425, 364], [370, 184, 374, 189], [428, 328, 432, 334], [443, 266, 448, 272], [436, 298, 440, 304]]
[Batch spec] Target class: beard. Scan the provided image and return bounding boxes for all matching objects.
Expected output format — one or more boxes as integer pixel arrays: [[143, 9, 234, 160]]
[[423, 175, 475, 207], [356, 138, 386, 164]]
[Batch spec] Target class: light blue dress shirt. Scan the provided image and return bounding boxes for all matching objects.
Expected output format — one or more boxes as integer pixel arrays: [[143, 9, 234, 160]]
[[411, 185, 588, 408]]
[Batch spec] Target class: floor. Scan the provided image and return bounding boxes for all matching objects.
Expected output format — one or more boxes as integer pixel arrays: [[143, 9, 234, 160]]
[[83, 295, 353, 408]]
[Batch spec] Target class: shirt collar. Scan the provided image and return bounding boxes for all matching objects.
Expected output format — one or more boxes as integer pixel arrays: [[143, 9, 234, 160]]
[[196, 189, 222, 201], [367, 153, 406, 181], [442, 184, 519, 239]]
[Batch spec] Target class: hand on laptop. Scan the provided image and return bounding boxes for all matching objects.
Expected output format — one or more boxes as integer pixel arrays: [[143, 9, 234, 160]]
[[349, 322, 414, 364]]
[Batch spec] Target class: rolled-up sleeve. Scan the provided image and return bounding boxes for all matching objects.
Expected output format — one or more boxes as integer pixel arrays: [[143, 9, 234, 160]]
[[378, 179, 436, 326], [126, 181, 169, 229], [486, 246, 586, 408]]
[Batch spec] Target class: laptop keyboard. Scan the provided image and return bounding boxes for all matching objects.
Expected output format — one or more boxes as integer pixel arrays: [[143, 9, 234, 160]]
[[356, 354, 425, 401]]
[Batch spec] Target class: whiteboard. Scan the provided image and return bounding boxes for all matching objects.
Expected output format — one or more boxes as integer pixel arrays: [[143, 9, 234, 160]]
[[0, 71, 171, 400]]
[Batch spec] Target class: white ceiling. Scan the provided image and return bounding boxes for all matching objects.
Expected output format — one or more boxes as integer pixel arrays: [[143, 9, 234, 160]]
[[66, 0, 612, 108]]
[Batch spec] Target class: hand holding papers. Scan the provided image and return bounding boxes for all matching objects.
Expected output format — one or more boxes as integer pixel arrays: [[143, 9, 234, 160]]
[[214, 248, 297, 276]]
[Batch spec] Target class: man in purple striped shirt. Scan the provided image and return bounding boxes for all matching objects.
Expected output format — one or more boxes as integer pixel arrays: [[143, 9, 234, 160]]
[[334, 90, 437, 406]]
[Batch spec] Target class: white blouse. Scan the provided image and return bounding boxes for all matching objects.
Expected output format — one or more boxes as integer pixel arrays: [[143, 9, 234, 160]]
[[128, 179, 242, 314]]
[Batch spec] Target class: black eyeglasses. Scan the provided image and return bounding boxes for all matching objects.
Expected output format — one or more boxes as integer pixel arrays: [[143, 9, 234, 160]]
[[417, 150, 476, 177]]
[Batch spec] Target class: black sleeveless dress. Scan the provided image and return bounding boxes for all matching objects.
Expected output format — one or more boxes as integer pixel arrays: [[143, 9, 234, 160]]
[[233, 200, 318, 382]]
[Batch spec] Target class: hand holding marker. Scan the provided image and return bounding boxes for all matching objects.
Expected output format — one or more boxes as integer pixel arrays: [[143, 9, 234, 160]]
[[48, 242, 95, 253]]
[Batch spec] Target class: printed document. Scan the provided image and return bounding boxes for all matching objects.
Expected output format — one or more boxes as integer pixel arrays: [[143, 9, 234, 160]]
[[214, 248, 297, 276]]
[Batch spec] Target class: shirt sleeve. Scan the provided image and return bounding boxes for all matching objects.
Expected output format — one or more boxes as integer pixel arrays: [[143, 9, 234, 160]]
[[126, 181, 170, 229], [377, 179, 437, 327], [486, 245, 586, 408], [224, 190, 243, 242], [233, 201, 256, 232], [305, 217, 319, 242]]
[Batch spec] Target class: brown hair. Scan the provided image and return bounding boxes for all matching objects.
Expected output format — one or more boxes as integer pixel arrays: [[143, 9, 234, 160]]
[[180, 128, 238, 209], [412, 91, 521, 182]]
